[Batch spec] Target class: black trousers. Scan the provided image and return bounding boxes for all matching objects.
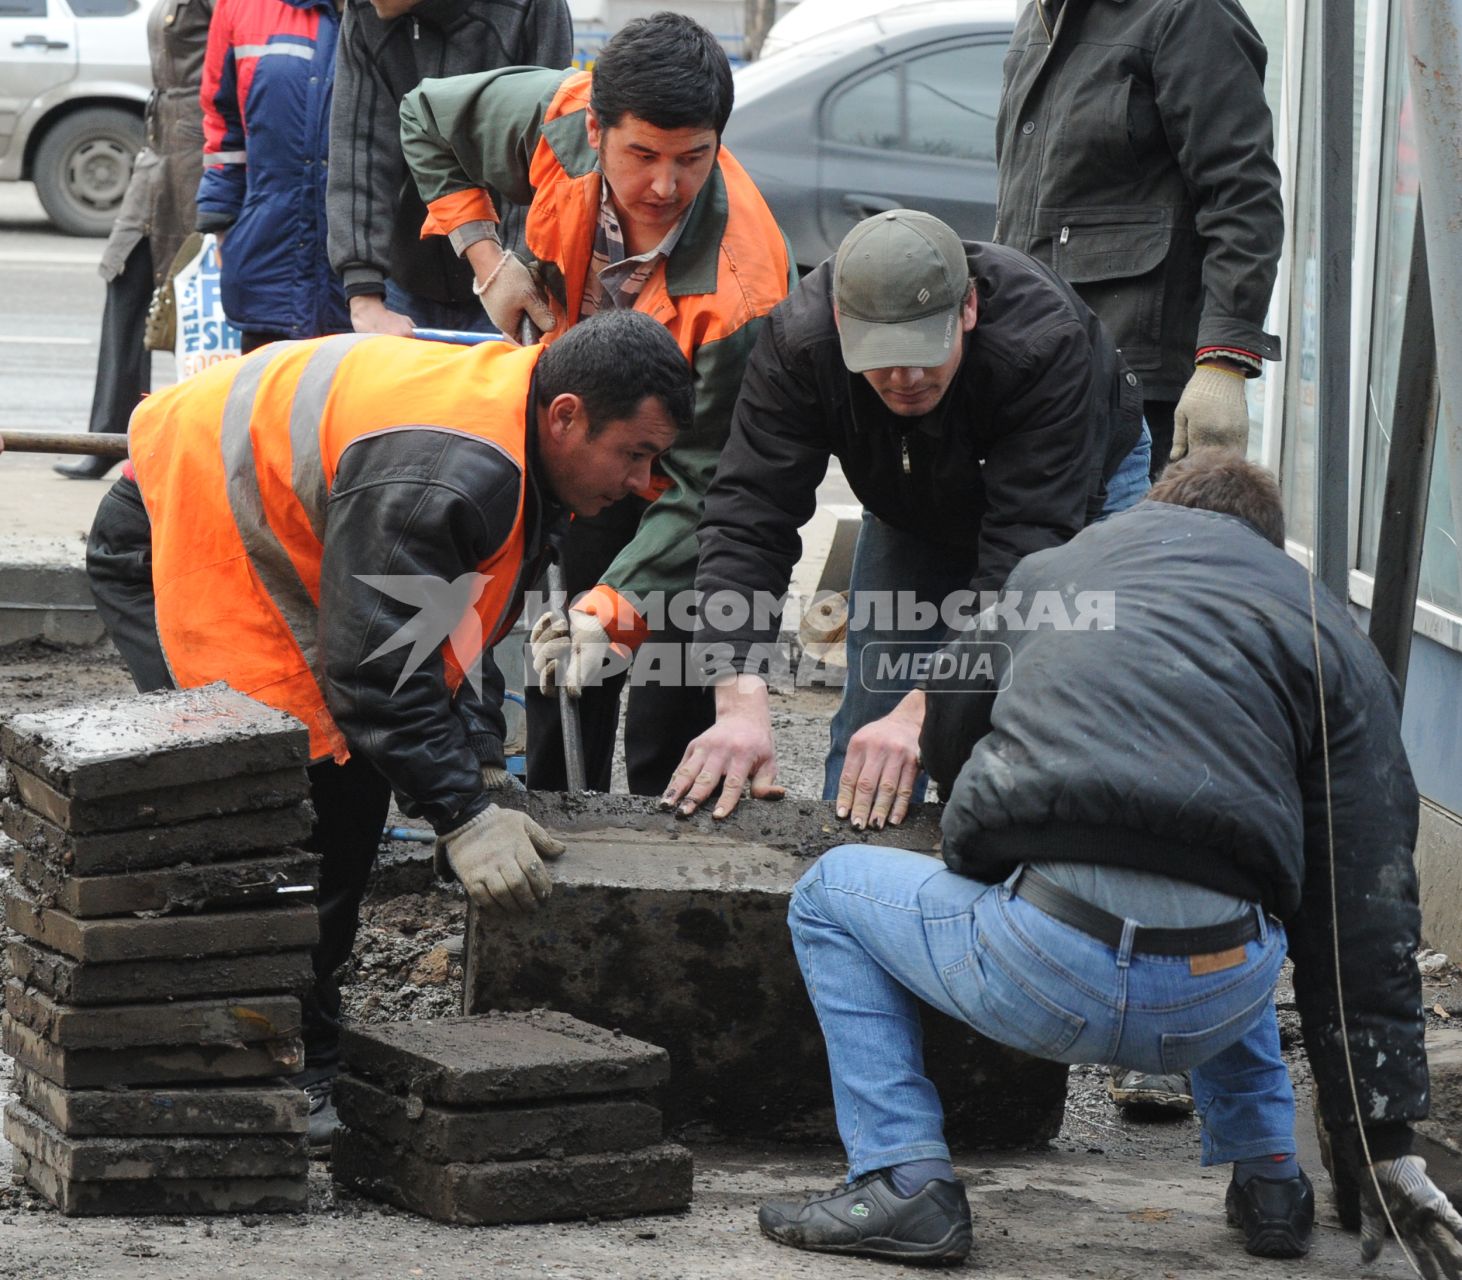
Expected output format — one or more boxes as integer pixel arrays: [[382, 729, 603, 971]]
[[1144, 399, 1178, 482], [524, 494, 715, 795], [89, 239, 154, 436], [85, 476, 391, 1069]]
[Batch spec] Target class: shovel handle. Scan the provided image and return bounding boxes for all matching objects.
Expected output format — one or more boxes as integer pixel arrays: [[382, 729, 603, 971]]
[[546, 560, 588, 793]]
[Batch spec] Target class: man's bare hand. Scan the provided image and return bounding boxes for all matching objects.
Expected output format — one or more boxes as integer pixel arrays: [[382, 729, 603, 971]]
[[836, 690, 924, 830], [349, 294, 416, 338], [661, 675, 784, 819]]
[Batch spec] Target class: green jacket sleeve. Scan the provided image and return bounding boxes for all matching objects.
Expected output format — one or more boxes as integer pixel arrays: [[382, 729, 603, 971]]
[[599, 319, 765, 603], [400, 66, 571, 212]]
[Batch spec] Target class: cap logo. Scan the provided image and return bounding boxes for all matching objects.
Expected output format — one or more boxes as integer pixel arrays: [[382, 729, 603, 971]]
[[916, 287, 931, 303]]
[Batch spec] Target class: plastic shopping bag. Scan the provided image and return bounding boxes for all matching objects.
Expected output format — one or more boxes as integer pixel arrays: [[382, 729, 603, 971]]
[[173, 233, 242, 378]]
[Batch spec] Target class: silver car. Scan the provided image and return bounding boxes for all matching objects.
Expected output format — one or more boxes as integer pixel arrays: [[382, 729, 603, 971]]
[[0, 0, 152, 235], [726, 0, 1015, 271]]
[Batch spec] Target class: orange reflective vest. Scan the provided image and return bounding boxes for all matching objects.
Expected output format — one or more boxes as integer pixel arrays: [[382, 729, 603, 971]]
[[129, 334, 538, 761]]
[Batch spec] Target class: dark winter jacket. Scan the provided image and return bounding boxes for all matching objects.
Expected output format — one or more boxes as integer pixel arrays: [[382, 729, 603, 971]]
[[326, 0, 572, 305], [924, 499, 1426, 1150], [197, 0, 349, 337], [694, 241, 1142, 666], [994, 0, 1283, 399]]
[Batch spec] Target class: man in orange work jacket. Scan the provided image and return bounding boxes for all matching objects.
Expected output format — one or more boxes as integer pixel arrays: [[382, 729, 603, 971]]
[[84, 310, 693, 1147], [400, 11, 794, 798]]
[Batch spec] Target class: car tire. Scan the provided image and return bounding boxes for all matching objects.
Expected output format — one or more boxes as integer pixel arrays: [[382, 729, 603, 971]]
[[32, 107, 144, 237]]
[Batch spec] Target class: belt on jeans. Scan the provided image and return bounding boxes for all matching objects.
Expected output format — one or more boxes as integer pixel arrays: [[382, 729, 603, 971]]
[[1010, 867, 1259, 957]]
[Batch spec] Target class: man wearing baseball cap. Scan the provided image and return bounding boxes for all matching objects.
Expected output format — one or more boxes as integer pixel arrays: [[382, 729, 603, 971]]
[[663, 209, 1149, 828]]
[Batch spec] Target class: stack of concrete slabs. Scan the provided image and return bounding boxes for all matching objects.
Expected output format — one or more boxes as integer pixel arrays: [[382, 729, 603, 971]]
[[0, 685, 321, 1215], [332, 1011, 693, 1225]]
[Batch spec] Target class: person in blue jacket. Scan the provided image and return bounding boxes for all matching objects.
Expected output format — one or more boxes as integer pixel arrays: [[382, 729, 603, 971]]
[[198, 0, 349, 349]]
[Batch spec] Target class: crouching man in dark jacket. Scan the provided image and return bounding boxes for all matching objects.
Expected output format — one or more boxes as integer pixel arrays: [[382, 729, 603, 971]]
[[758, 452, 1462, 1274]]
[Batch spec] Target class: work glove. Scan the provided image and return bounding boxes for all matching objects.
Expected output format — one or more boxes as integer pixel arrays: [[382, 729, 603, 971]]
[[1359, 1154, 1462, 1277], [480, 764, 525, 793], [530, 608, 621, 698], [471, 250, 556, 342], [1170, 364, 1250, 460], [436, 804, 566, 915]]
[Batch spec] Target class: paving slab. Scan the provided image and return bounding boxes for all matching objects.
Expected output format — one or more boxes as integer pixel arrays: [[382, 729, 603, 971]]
[[0, 683, 309, 799], [0, 795, 316, 874], [11, 844, 319, 917], [12, 1149, 309, 1218], [4, 1016, 303, 1087], [5, 1102, 308, 1181], [7, 938, 315, 1005], [333, 1073, 662, 1163], [6, 762, 310, 833], [466, 827, 1069, 1147], [338, 1012, 670, 1107], [12, 1066, 308, 1137], [332, 1128, 693, 1225], [5, 885, 319, 962], [5, 980, 300, 1050]]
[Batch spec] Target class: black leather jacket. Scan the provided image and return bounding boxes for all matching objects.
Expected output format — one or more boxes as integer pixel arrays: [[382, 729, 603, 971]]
[[925, 501, 1426, 1152], [994, 0, 1283, 399]]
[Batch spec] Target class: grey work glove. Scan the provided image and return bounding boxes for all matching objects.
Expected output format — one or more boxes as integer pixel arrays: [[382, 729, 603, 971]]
[[1170, 364, 1250, 459], [471, 250, 555, 342], [530, 608, 619, 698], [436, 804, 566, 914], [480, 764, 524, 793], [1360, 1154, 1462, 1277]]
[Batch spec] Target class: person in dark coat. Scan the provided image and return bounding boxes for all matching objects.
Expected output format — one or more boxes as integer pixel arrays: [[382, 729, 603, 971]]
[[755, 453, 1462, 1275], [994, 0, 1283, 473], [198, 0, 349, 348], [325, 0, 572, 338], [57, 0, 213, 480]]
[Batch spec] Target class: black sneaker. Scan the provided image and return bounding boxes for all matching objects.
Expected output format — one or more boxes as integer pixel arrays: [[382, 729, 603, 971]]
[[1225, 1168, 1314, 1258], [288, 1066, 340, 1158], [758, 1170, 972, 1265]]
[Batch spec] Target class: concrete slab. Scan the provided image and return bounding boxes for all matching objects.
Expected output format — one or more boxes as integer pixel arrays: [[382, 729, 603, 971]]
[[466, 824, 1069, 1147], [0, 683, 308, 799], [332, 1128, 693, 1225], [11, 844, 319, 917], [7, 938, 315, 1006], [12, 1066, 308, 1136], [338, 1012, 670, 1107], [0, 795, 316, 874], [0, 546, 106, 648], [4, 1016, 303, 1087], [333, 1073, 662, 1163], [13, 1150, 309, 1217], [6, 762, 310, 833], [4, 1103, 308, 1180], [4, 980, 301, 1050], [5, 886, 319, 962]]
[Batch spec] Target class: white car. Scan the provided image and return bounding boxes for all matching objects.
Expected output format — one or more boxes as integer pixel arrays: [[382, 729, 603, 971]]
[[0, 0, 153, 236]]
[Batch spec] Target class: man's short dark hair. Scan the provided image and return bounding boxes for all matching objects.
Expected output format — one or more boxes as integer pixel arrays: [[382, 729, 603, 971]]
[[1147, 449, 1286, 547], [590, 12, 734, 137], [534, 310, 694, 437]]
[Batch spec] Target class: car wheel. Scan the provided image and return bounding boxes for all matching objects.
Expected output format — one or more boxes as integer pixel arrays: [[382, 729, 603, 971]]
[[32, 107, 144, 238]]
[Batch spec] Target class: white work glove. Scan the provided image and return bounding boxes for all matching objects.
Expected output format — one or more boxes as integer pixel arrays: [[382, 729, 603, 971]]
[[530, 609, 619, 698], [471, 250, 555, 342], [480, 764, 524, 793], [1170, 364, 1250, 460], [436, 804, 566, 914], [1359, 1154, 1462, 1277]]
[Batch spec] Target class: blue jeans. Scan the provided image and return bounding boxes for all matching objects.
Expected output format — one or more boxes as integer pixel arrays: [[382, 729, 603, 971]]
[[383, 280, 498, 335], [822, 422, 1154, 798], [789, 846, 1293, 1178]]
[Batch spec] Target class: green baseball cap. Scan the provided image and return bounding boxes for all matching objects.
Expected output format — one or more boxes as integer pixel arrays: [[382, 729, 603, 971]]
[[833, 210, 970, 373]]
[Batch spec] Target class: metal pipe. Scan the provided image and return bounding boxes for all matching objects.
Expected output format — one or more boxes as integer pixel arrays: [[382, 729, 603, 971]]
[[0, 431, 128, 457], [1369, 201, 1438, 698], [1314, 0, 1355, 600]]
